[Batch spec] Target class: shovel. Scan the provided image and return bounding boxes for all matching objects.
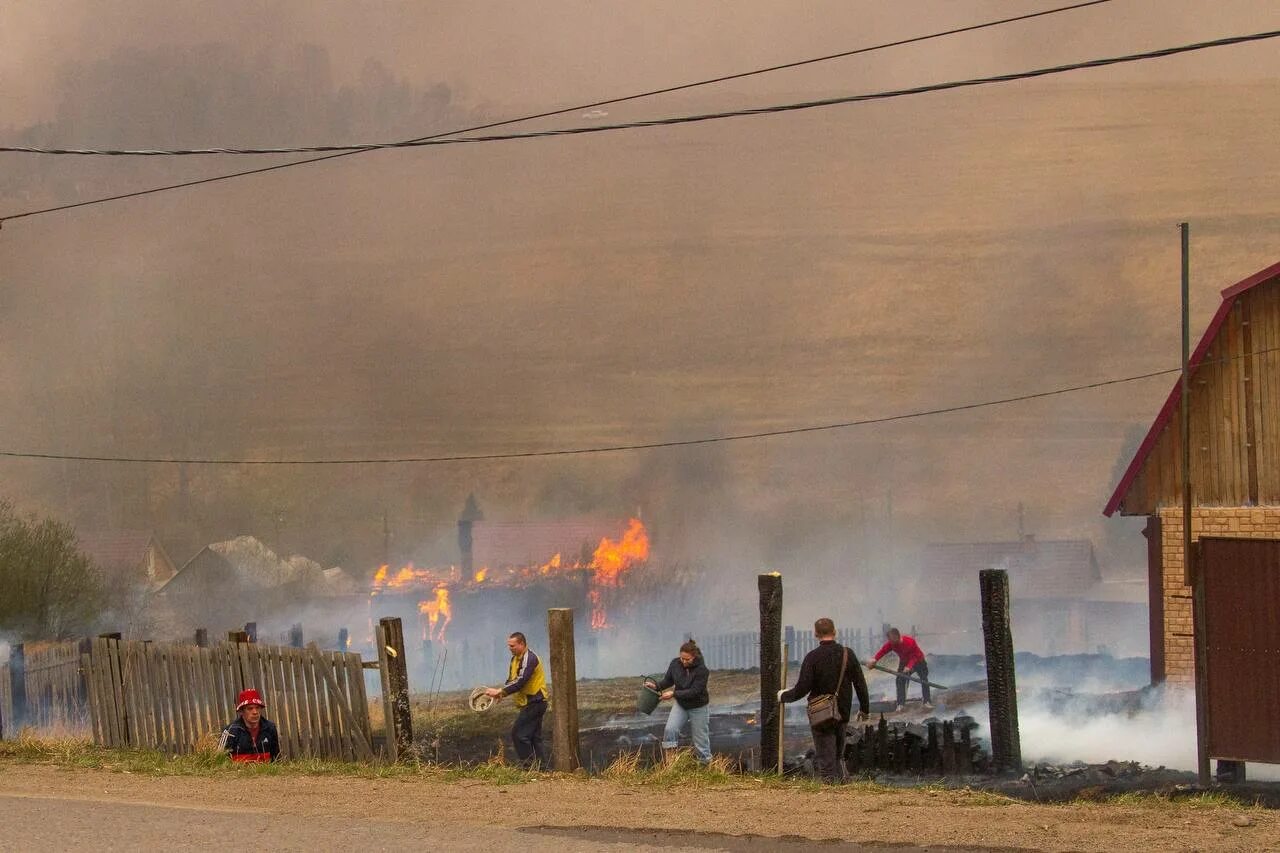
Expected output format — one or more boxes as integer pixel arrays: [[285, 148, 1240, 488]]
[[868, 662, 949, 691]]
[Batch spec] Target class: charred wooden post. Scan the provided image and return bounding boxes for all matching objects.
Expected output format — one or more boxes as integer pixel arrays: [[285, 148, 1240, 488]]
[[8, 643, 26, 732], [289, 623, 304, 649], [758, 573, 783, 771], [875, 715, 888, 768], [940, 721, 956, 775], [980, 569, 1022, 772], [377, 616, 413, 761], [926, 721, 940, 772], [547, 608, 581, 772], [194, 628, 209, 648], [243, 622, 258, 643], [958, 726, 973, 774], [227, 630, 249, 644], [338, 627, 349, 652], [908, 733, 923, 773]]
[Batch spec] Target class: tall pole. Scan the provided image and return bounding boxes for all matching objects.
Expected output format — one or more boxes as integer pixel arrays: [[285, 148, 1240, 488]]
[[1181, 223, 1210, 786], [547, 608, 581, 771], [1181, 221, 1193, 587], [758, 573, 783, 771]]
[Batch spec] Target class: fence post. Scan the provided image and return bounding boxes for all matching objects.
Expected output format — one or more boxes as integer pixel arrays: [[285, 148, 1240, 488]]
[[758, 573, 783, 771], [338, 627, 349, 652], [227, 630, 248, 644], [377, 616, 412, 761], [244, 622, 258, 643], [980, 569, 1021, 772], [194, 628, 208, 648], [8, 643, 26, 732], [289, 624, 304, 649], [547, 608, 580, 772]]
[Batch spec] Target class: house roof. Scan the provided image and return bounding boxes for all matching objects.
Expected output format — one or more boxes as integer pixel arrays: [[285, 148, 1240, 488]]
[[77, 530, 162, 574], [920, 537, 1101, 601], [470, 518, 627, 569], [1104, 259, 1280, 517]]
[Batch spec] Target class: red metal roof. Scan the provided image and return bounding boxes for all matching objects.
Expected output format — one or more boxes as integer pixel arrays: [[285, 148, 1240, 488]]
[[921, 538, 1100, 601], [1103, 260, 1280, 517]]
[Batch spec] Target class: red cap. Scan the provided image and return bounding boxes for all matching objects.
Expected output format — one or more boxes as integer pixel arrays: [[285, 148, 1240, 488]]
[[236, 688, 266, 711]]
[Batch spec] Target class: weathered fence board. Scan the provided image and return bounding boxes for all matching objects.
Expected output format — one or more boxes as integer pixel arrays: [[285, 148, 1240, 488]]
[[84, 639, 373, 760]]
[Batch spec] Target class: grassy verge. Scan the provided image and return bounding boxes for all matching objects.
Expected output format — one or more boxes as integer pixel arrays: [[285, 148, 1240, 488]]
[[0, 736, 1265, 811]]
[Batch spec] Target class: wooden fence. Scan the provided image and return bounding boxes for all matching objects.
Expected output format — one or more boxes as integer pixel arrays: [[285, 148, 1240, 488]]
[[23, 641, 87, 729], [0, 662, 10, 737], [0, 640, 87, 737], [84, 638, 374, 761], [699, 626, 895, 671]]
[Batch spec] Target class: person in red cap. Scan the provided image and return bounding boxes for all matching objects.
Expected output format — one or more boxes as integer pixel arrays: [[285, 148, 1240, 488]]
[[218, 688, 280, 762]]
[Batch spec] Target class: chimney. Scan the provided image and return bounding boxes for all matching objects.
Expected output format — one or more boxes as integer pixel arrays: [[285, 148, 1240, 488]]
[[457, 494, 484, 575]]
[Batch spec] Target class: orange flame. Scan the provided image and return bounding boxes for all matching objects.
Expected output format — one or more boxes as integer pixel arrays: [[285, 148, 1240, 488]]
[[473, 567, 488, 583], [539, 553, 562, 574], [587, 518, 649, 628], [417, 585, 452, 642]]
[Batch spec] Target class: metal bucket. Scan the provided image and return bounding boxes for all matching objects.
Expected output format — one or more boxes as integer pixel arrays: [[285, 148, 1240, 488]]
[[636, 682, 662, 715]]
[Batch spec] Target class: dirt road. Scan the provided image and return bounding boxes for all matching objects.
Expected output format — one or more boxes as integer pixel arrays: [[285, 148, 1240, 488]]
[[0, 767, 1275, 852]]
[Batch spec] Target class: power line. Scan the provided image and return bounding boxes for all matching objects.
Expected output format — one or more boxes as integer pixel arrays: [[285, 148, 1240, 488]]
[[0, 366, 1183, 466], [7, 341, 1275, 466], [8, 341, 1275, 466], [5, 27, 1278, 160], [0, 0, 1116, 221]]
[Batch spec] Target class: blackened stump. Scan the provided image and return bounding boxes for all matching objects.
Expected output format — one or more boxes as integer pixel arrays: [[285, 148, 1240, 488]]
[[758, 573, 782, 770], [980, 568, 1022, 772]]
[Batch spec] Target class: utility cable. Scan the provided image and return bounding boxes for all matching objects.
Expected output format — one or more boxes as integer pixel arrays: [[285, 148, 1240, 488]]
[[0, 0, 1116, 220], [9, 27, 1277, 158], [4, 342, 1272, 466], [0, 365, 1201, 466]]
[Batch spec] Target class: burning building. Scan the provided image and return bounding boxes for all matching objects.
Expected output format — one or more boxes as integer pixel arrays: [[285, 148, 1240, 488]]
[[368, 500, 654, 686]]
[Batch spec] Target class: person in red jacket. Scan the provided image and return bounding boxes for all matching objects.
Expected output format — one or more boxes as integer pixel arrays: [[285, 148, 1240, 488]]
[[867, 628, 933, 712]]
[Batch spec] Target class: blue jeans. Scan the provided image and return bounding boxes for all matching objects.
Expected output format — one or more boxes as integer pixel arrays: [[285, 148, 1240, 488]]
[[662, 703, 711, 763]]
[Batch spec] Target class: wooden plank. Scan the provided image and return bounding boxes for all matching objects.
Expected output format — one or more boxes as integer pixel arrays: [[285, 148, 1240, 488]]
[[325, 652, 349, 761], [95, 639, 117, 748], [183, 645, 201, 748], [81, 653, 100, 745], [146, 642, 166, 749], [121, 643, 141, 749], [301, 645, 325, 758], [344, 652, 372, 751], [374, 623, 395, 762], [287, 648, 311, 759], [306, 644, 373, 761], [335, 652, 356, 761], [172, 646, 190, 752], [193, 645, 212, 739]]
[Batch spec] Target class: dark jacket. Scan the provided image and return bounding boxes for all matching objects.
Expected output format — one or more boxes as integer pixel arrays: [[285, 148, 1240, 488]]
[[780, 640, 869, 723], [218, 716, 280, 762], [654, 655, 710, 709]]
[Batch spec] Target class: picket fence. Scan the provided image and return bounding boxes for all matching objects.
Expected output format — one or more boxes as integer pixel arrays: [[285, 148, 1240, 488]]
[[0, 640, 87, 736], [84, 637, 374, 760]]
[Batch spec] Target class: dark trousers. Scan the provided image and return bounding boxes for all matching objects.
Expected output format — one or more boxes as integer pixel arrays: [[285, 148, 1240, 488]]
[[811, 723, 848, 783], [511, 700, 549, 768], [897, 660, 931, 706]]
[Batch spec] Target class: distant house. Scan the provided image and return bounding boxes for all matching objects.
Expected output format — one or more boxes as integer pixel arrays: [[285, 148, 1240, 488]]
[[76, 530, 176, 590], [914, 537, 1143, 656], [1105, 259, 1280, 684], [156, 536, 358, 630]]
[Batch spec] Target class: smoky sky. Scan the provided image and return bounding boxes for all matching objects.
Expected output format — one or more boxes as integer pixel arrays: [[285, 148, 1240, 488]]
[[1, 1, 1279, 581]]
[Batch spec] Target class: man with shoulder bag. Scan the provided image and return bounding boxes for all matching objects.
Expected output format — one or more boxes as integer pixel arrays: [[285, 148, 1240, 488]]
[[777, 617, 870, 783]]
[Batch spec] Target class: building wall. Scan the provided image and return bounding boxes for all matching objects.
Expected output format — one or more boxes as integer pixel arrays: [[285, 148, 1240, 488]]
[[1156, 506, 1280, 683]]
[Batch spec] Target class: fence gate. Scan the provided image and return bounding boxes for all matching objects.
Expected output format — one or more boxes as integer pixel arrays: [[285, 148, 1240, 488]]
[[1198, 536, 1280, 764], [84, 638, 375, 761]]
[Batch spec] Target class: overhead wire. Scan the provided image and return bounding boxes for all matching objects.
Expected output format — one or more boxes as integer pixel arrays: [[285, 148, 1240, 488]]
[[5, 342, 1274, 466], [0, 0, 1117, 221], [8, 28, 1280, 159]]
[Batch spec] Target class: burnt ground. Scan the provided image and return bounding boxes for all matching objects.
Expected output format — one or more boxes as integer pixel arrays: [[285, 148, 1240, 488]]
[[1, 766, 1277, 852]]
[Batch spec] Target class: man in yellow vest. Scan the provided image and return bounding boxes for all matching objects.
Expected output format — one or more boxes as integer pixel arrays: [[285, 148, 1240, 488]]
[[484, 631, 549, 768]]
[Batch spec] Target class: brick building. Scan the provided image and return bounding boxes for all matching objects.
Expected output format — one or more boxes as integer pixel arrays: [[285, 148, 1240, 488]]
[[1105, 260, 1280, 684]]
